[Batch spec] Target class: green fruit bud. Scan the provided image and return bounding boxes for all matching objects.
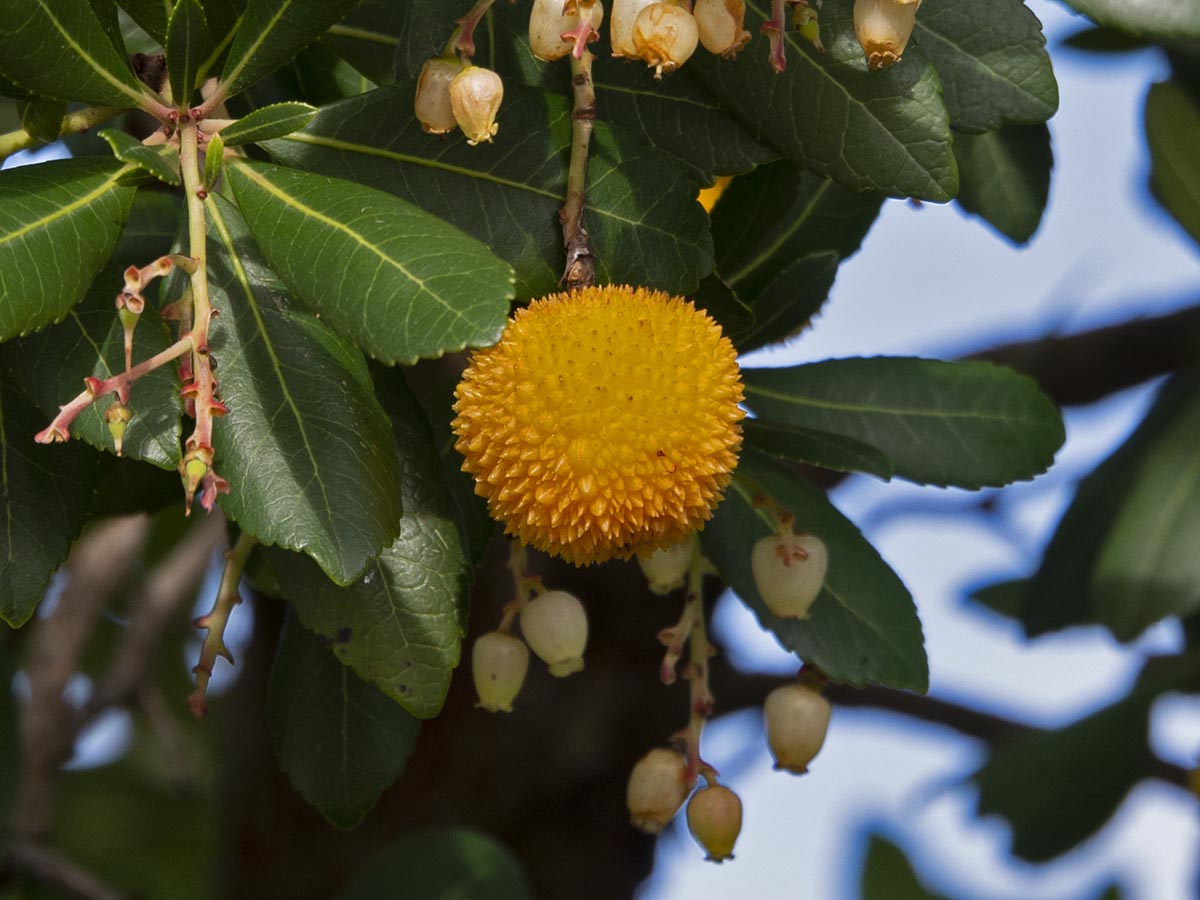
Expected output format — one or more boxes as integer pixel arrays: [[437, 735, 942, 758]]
[[472, 630, 529, 712], [686, 784, 742, 861]]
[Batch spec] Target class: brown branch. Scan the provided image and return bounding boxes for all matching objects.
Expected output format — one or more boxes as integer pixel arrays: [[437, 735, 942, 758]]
[[2, 841, 124, 900]]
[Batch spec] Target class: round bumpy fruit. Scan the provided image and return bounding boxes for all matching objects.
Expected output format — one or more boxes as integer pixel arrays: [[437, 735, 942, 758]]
[[626, 747, 690, 833], [750, 532, 828, 619], [686, 784, 743, 861], [763, 682, 832, 773], [520, 589, 588, 677], [472, 630, 529, 712], [453, 285, 745, 566]]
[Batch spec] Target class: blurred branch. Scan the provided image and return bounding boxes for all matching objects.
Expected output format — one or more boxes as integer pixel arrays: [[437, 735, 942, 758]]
[[972, 300, 1200, 406], [2, 841, 124, 900]]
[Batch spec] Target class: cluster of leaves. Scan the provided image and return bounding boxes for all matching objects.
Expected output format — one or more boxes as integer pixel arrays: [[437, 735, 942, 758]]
[[0, 0, 1183, 885]]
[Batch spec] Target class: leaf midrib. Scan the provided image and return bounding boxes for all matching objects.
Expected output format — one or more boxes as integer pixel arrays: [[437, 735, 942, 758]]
[[221, 0, 295, 92], [0, 164, 134, 247], [914, 18, 1054, 112], [722, 180, 833, 286]]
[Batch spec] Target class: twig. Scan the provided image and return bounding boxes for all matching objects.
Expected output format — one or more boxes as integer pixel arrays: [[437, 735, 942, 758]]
[[450, 0, 498, 57], [3, 841, 124, 900], [670, 553, 716, 786], [559, 50, 597, 291], [0, 105, 122, 164], [188, 531, 257, 718]]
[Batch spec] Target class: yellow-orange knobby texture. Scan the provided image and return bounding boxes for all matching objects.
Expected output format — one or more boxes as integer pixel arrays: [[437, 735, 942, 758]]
[[453, 285, 745, 565]]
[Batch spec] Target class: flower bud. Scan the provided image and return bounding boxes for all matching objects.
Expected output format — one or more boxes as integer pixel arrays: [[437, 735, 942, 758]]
[[415, 57, 465, 135], [853, 0, 921, 71], [472, 630, 529, 712], [750, 532, 828, 619], [520, 589, 587, 676], [693, 0, 750, 58], [530, 0, 605, 61], [763, 682, 831, 774], [105, 401, 132, 455], [637, 533, 697, 595], [686, 784, 742, 861], [611, 0, 658, 56], [626, 747, 689, 833], [633, 2, 699, 77], [449, 65, 504, 145]]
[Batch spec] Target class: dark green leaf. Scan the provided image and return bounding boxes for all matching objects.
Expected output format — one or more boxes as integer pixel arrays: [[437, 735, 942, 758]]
[[954, 123, 1052, 245], [0, 381, 97, 627], [394, 0, 454, 80], [712, 160, 883, 296], [744, 420, 892, 480], [336, 828, 535, 900], [1023, 372, 1200, 637], [269, 611, 420, 829], [99, 128, 182, 185], [219, 101, 316, 145], [220, 0, 362, 98], [226, 161, 514, 365], [861, 837, 948, 900], [195, 0, 248, 82], [1060, 0, 1200, 38], [726, 252, 840, 353], [1060, 26, 1152, 54], [0, 0, 150, 107], [687, 0, 956, 200], [166, 0, 213, 104], [703, 451, 928, 690], [0, 158, 137, 343], [118, 0, 169, 43], [270, 369, 469, 718], [691, 275, 755, 346], [19, 97, 65, 143], [112, 189, 183, 263], [971, 655, 1200, 861], [323, 0, 405, 85], [285, 42, 376, 105], [967, 578, 1027, 621], [264, 83, 714, 298], [913, 0, 1058, 133], [1146, 81, 1200, 246], [743, 358, 1065, 488], [200, 194, 405, 584], [1091, 380, 1200, 640]]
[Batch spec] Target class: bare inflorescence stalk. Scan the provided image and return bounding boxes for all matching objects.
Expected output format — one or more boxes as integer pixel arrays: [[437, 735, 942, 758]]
[[560, 50, 598, 291], [188, 531, 257, 718]]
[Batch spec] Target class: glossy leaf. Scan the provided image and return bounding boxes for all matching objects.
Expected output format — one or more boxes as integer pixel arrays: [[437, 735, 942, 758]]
[[1091, 381, 1200, 640], [728, 252, 840, 353], [226, 161, 514, 365], [1146, 81, 1200, 246], [0, 382, 97, 627], [0, 158, 137, 343], [19, 98, 65, 143], [270, 369, 469, 719], [282, 42, 376, 106], [118, 0, 170, 42], [99, 129, 182, 185], [861, 837, 947, 900], [743, 358, 1065, 489], [112, 189, 183, 264], [336, 829, 535, 900], [954, 124, 1053, 245], [323, 0, 405, 85], [166, 0, 213, 104], [269, 611, 420, 829], [201, 195, 404, 585], [703, 451, 928, 690], [1060, 0, 1200, 38], [687, 0, 956, 200], [220, 0, 363, 98], [0, 0, 150, 107], [219, 101, 317, 146], [263, 83, 714, 298], [913, 0, 1058, 133], [744, 420, 893, 480], [393, 0, 453, 80]]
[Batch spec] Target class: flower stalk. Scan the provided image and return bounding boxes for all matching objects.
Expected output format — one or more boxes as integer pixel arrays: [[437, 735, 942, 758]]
[[560, 49, 598, 290], [187, 531, 257, 718]]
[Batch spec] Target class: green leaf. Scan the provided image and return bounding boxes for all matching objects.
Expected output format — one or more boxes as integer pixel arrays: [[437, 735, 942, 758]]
[[912, 0, 1058, 133], [1146, 81, 1200, 246], [968, 578, 1027, 621], [282, 42, 376, 106], [954, 123, 1053, 245], [19, 97, 65, 143], [0, 158, 137, 343], [1091, 380, 1200, 640], [393, 0, 453, 81], [264, 83, 714, 298], [861, 837, 948, 900], [1060, 26, 1153, 54], [686, 0, 956, 200], [727, 252, 840, 353], [99, 128, 182, 185], [691, 275, 755, 346], [0, 0, 150, 107], [336, 829, 535, 900], [269, 369, 469, 718], [323, 0, 405, 85], [0, 381, 97, 627], [268, 611, 420, 829], [203, 131, 224, 190], [219, 0, 363, 98], [118, 0, 170, 43], [166, 0, 213, 104], [742, 358, 1065, 489], [1060, 0, 1200, 38], [112, 189, 183, 263], [703, 451, 928, 690], [200, 194, 405, 585], [226, 161, 514, 365], [971, 655, 1200, 861], [219, 101, 316, 146], [744, 420, 893, 480], [1022, 372, 1200, 637]]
